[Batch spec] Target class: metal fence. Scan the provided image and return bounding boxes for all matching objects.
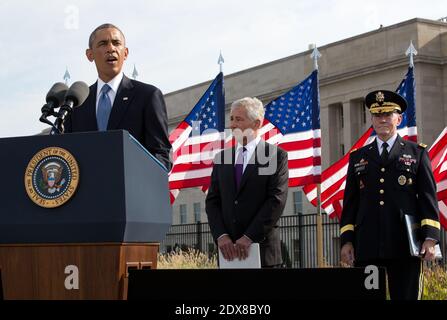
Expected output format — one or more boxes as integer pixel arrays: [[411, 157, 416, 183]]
[[161, 213, 447, 268]]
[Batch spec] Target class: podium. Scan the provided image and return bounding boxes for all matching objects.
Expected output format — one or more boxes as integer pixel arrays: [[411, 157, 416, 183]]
[[0, 130, 172, 299]]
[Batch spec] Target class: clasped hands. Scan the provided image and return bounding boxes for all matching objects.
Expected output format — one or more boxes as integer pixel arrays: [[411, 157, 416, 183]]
[[218, 234, 252, 261]]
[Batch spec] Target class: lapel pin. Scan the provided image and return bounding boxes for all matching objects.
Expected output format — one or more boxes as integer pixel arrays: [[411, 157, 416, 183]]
[[123, 97, 128, 101]]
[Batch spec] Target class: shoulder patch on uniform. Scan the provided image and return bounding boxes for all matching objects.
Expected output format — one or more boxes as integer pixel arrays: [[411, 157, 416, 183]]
[[418, 143, 427, 148], [350, 148, 358, 154]]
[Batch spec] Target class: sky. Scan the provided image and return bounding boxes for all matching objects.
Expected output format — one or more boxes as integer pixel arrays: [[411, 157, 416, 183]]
[[0, 0, 445, 138]]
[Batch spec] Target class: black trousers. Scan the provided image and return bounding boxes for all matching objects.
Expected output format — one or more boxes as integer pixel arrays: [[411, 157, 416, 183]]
[[356, 257, 423, 300]]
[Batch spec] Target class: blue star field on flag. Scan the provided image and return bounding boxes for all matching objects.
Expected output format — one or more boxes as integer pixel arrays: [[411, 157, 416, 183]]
[[264, 70, 320, 135], [396, 66, 416, 129], [184, 72, 225, 135]]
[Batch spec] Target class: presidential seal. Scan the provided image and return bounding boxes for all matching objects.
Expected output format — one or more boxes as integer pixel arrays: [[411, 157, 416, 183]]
[[24, 147, 79, 208]]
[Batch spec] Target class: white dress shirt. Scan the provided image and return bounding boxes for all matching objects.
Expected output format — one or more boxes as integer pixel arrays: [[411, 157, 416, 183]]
[[376, 133, 398, 155], [234, 136, 261, 172]]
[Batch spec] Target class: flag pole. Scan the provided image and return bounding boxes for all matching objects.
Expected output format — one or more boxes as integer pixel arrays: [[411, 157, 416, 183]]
[[63, 67, 71, 86], [218, 50, 224, 73], [405, 40, 417, 68], [311, 45, 325, 268]]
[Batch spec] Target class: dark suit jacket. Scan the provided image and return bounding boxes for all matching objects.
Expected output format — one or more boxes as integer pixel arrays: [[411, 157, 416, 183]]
[[65, 75, 172, 170], [205, 140, 289, 267], [340, 135, 440, 262]]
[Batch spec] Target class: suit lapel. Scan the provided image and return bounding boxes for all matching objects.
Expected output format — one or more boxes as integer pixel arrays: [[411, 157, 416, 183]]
[[224, 147, 237, 198], [82, 82, 98, 130], [107, 75, 135, 130], [366, 139, 381, 165], [236, 141, 265, 197]]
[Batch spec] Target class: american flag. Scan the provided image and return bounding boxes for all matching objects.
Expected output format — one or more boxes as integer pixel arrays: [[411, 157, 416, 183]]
[[303, 66, 417, 218], [168, 72, 225, 204], [428, 127, 447, 229], [260, 70, 321, 186]]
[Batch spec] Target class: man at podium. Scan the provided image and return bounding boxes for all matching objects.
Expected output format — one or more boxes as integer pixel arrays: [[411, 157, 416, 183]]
[[65, 23, 172, 171]]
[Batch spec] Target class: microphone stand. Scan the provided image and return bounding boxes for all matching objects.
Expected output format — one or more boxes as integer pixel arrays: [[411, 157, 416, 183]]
[[51, 103, 73, 135], [39, 105, 60, 135]]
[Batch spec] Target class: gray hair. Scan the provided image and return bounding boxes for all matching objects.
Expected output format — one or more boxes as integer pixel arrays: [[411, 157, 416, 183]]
[[89, 23, 125, 48], [231, 97, 265, 122]]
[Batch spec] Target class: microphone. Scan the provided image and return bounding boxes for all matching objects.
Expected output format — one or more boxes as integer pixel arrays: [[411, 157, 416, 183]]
[[53, 81, 89, 134], [39, 82, 69, 125], [61, 81, 90, 110]]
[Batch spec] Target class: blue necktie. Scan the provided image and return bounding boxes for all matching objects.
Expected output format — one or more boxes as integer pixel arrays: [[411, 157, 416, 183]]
[[234, 147, 246, 189], [97, 84, 112, 131]]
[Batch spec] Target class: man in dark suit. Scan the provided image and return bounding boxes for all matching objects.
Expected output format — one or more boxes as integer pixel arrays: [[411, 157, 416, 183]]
[[206, 97, 289, 268], [65, 23, 172, 170], [340, 90, 441, 299]]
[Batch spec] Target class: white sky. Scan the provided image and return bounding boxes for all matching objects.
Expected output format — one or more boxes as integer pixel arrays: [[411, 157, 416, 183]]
[[0, 0, 445, 138]]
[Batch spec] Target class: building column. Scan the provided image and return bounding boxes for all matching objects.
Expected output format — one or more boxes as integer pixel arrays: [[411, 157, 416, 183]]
[[320, 105, 330, 168], [342, 101, 351, 154]]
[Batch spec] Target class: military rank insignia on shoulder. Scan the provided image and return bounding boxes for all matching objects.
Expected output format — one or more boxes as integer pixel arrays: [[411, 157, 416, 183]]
[[418, 143, 427, 148]]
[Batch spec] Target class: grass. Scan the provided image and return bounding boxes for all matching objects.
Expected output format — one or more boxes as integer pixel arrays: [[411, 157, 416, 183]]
[[423, 264, 447, 300], [157, 249, 218, 269]]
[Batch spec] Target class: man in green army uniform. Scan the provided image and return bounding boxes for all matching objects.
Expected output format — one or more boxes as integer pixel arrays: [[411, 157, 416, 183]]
[[340, 90, 441, 300]]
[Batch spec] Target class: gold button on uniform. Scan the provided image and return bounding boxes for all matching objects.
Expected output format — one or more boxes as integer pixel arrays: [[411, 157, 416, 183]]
[[380, 189, 384, 194], [380, 201, 384, 206], [381, 168, 385, 172], [380, 178, 384, 183]]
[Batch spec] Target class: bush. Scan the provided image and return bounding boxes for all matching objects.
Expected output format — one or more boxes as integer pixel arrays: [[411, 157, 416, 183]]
[[423, 264, 447, 300], [158, 249, 217, 269]]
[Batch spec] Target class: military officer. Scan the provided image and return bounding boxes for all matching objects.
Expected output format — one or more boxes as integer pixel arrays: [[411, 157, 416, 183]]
[[340, 90, 441, 300]]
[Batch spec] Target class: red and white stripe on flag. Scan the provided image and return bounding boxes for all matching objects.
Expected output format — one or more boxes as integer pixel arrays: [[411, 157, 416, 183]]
[[259, 119, 321, 186], [303, 127, 374, 218], [168, 122, 228, 203], [428, 127, 447, 230]]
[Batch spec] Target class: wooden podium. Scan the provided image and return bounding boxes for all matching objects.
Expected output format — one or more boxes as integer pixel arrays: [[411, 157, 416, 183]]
[[0, 131, 172, 299]]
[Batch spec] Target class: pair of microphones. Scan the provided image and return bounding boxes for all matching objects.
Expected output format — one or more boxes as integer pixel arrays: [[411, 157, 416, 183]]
[[40, 81, 90, 134]]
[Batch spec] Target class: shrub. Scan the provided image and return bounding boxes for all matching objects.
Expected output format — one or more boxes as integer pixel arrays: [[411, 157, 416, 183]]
[[422, 264, 447, 300], [158, 249, 217, 269]]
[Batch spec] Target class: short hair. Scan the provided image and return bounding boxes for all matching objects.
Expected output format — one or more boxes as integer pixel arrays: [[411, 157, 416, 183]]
[[88, 23, 125, 48], [231, 97, 265, 122]]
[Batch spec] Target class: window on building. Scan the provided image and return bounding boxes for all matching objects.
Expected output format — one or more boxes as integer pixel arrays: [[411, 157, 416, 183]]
[[339, 105, 345, 155], [179, 204, 187, 224], [293, 191, 303, 215], [193, 202, 201, 222], [329, 103, 344, 162], [361, 99, 367, 124]]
